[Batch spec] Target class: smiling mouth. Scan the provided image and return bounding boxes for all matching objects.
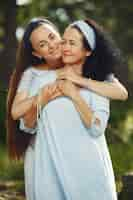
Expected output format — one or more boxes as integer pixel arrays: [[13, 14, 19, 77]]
[[63, 50, 72, 56]]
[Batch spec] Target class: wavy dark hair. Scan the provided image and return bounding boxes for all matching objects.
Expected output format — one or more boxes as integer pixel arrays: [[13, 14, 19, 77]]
[[73, 18, 123, 81], [7, 17, 58, 160]]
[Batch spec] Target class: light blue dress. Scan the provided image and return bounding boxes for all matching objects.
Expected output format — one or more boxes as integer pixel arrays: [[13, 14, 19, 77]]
[[18, 67, 117, 200]]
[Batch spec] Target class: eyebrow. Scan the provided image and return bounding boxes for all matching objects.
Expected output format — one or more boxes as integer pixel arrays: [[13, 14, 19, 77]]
[[69, 39, 75, 42], [48, 32, 54, 39], [37, 32, 55, 46], [62, 38, 75, 42]]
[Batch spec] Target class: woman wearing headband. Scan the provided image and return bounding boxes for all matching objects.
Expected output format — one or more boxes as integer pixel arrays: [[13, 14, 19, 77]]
[[7, 17, 127, 158], [9, 17, 128, 128], [7, 17, 126, 199], [12, 18, 120, 199]]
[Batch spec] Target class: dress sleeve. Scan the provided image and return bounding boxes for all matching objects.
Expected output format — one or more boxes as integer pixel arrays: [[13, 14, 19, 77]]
[[86, 91, 110, 137], [17, 68, 33, 93], [19, 118, 37, 134], [17, 68, 37, 134]]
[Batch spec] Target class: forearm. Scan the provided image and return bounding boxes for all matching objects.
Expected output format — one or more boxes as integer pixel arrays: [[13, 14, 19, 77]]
[[20, 87, 58, 128], [19, 92, 48, 128], [23, 102, 37, 128], [11, 95, 37, 120], [71, 94, 93, 128], [76, 77, 128, 100]]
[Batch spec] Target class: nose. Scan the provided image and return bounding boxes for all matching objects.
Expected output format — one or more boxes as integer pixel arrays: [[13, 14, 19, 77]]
[[48, 38, 58, 50], [48, 42, 55, 49], [62, 42, 70, 51]]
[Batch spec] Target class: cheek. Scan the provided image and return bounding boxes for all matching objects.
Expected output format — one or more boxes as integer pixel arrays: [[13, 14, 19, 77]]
[[41, 47, 49, 54], [72, 44, 83, 52], [73, 48, 83, 56], [37, 48, 48, 58]]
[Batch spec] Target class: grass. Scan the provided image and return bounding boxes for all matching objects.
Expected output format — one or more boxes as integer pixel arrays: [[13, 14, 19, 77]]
[[0, 145, 24, 181], [109, 142, 133, 193]]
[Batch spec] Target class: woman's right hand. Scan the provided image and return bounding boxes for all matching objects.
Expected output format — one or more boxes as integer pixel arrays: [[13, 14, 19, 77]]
[[22, 82, 62, 128], [38, 82, 62, 106]]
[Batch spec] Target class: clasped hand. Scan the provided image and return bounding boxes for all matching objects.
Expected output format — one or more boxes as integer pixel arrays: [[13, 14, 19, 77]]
[[39, 79, 79, 106], [57, 66, 81, 85]]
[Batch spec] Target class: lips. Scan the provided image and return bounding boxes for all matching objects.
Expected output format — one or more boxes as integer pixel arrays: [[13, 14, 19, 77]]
[[63, 51, 72, 56]]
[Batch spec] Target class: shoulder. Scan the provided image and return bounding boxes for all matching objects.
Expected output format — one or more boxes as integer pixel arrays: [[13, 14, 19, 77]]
[[21, 67, 33, 78], [91, 91, 109, 101], [81, 88, 109, 102], [90, 91, 109, 111], [17, 67, 35, 92], [83, 89, 109, 107], [21, 66, 42, 80]]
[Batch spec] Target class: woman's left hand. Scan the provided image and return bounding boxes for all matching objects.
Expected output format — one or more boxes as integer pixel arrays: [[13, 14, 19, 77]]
[[57, 80, 79, 99]]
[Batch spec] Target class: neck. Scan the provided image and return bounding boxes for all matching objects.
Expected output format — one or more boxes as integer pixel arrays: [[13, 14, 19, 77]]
[[35, 59, 63, 70], [47, 59, 63, 69], [65, 62, 83, 75]]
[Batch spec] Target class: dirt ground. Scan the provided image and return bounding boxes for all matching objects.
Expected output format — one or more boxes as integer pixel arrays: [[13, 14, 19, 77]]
[[0, 181, 25, 200]]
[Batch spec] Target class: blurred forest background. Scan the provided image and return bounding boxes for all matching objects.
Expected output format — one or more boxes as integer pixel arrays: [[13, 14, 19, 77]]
[[0, 0, 133, 199]]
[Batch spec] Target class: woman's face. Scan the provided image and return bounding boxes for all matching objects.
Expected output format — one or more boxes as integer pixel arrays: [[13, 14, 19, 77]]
[[30, 23, 62, 63], [62, 27, 90, 65]]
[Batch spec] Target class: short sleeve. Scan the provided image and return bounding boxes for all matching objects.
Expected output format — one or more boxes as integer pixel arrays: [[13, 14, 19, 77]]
[[81, 90, 110, 138], [19, 118, 37, 134], [17, 68, 33, 93], [89, 92, 110, 137]]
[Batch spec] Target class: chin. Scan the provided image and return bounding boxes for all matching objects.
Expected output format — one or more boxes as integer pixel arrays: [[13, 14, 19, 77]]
[[53, 53, 62, 59], [49, 55, 61, 61], [63, 59, 75, 65]]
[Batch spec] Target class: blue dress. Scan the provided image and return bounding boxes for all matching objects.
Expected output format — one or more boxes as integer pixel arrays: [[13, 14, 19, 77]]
[[18, 67, 117, 200]]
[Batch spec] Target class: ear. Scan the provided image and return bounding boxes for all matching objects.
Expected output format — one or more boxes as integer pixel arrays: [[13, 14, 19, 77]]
[[32, 51, 42, 58], [86, 50, 92, 57]]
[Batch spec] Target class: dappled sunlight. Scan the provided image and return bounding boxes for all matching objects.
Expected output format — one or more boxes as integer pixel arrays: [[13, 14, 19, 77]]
[[121, 112, 133, 142]]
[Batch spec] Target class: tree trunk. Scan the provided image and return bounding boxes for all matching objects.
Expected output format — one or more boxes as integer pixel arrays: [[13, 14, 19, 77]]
[[0, 0, 17, 89]]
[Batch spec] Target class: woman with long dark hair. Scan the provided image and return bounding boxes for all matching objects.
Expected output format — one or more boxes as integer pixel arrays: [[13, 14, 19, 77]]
[[7, 17, 127, 199], [7, 18, 127, 160]]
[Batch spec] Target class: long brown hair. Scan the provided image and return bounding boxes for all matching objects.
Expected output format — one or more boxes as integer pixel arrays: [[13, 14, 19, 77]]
[[7, 18, 58, 160]]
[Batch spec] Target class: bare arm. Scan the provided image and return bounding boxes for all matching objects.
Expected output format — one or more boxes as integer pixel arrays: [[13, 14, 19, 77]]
[[58, 80, 93, 128], [57, 67, 128, 100], [71, 93, 93, 128], [11, 91, 37, 120], [21, 83, 62, 128], [80, 77, 128, 100]]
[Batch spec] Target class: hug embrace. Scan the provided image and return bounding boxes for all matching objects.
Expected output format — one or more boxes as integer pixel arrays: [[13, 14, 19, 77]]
[[7, 17, 128, 200]]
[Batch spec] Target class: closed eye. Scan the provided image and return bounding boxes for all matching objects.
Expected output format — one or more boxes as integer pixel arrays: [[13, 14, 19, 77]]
[[69, 40, 75, 45], [61, 40, 66, 45], [39, 40, 48, 48]]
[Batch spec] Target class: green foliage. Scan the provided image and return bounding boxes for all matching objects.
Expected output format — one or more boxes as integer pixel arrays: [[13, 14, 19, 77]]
[[109, 99, 133, 143], [109, 142, 133, 179], [0, 145, 24, 181]]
